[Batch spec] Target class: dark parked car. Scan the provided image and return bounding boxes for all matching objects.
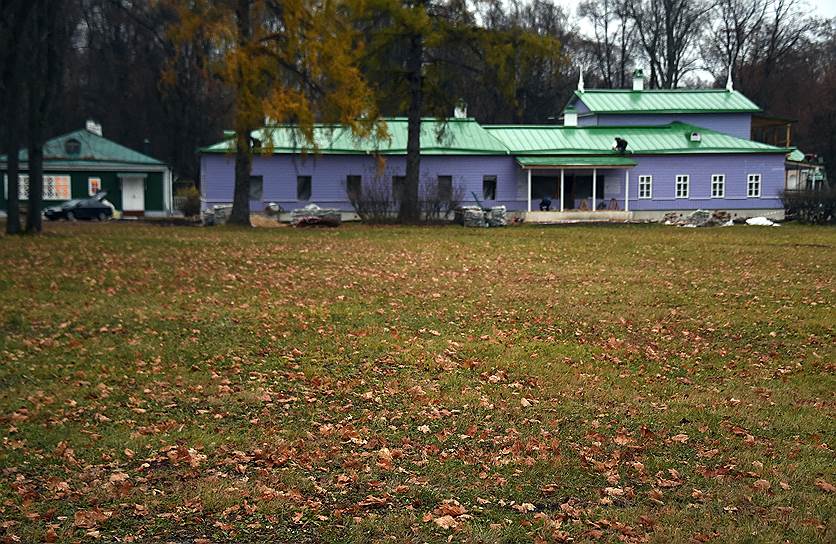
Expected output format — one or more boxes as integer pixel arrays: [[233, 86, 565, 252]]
[[44, 193, 113, 221]]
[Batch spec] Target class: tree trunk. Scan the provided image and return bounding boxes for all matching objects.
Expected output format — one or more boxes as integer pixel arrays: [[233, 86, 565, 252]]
[[5, 136, 20, 235], [228, 0, 253, 226], [26, 139, 43, 233], [26, 20, 44, 236], [400, 29, 423, 224], [228, 130, 253, 225], [24, 0, 67, 234], [4, 75, 21, 235], [2, 1, 32, 235]]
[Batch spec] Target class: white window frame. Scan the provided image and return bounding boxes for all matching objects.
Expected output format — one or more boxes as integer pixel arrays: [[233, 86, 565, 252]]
[[88, 177, 102, 196], [638, 175, 652, 199], [14, 174, 72, 201], [675, 174, 690, 199], [711, 174, 725, 198], [747, 173, 761, 198]]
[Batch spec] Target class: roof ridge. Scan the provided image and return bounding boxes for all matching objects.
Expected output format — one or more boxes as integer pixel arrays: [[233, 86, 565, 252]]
[[2, 127, 165, 165], [578, 89, 740, 93], [484, 122, 699, 131]]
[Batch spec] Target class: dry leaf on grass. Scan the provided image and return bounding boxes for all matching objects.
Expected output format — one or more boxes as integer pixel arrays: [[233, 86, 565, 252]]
[[815, 479, 835, 493]]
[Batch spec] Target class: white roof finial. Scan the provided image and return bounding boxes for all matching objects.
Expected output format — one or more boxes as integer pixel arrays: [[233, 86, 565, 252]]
[[578, 66, 585, 92], [726, 65, 734, 91]]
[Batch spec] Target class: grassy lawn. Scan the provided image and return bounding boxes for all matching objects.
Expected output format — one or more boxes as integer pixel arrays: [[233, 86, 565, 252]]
[[0, 221, 834, 543]]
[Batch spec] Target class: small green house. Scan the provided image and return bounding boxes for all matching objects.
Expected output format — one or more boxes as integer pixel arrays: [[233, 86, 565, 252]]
[[1, 122, 172, 217]]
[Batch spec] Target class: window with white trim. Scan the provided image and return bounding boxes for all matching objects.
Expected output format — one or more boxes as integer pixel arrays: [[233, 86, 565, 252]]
[[747, 173, 761, 197], [711, 174, 725, 198], [638, 175, 652, 199], [16, 174, 71, 200], [88, 177, 102, 196], [675, 174, 689, 198]]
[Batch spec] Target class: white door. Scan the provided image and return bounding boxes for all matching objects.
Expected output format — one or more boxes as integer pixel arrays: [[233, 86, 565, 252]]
[[122, 176, 145, 213]]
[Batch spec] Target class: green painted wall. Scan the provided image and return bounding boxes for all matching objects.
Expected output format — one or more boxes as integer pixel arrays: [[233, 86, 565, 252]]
[[1, 169, 165, 212]]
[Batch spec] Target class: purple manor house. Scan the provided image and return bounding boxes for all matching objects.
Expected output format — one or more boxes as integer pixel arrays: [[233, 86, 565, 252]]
[[200, 70, 798, 222]]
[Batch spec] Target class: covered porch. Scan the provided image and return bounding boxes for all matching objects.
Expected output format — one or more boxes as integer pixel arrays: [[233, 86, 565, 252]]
[[519, 156, 636, 221]]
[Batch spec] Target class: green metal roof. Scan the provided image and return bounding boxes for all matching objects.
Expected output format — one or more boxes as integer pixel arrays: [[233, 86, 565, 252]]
[[201, 118, 510, 156], [516, 156, 637, 168], [786, 149, 805, 162], [0, 129, 165, 166], [201, 119, 787, 158], [484, 122, 787, 155], [570, 89, 761, 114]]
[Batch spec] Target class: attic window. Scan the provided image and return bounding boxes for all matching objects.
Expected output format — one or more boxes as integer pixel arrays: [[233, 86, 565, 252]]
[[65, 139, 81, 155]]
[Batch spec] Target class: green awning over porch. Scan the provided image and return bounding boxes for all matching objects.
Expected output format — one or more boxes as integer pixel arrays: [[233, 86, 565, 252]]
[[516, 156, 637, 168]]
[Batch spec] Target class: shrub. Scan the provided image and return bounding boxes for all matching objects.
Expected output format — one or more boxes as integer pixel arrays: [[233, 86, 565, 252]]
[[348, 169, 464, 224], [348, 170, 398, 224], [419, 174, 464, 222], [781, 187, 836, 224], [176, 186, 201, 217]]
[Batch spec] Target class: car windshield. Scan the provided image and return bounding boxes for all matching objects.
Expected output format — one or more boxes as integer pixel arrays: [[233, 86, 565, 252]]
[[61, 200, 82, 208]]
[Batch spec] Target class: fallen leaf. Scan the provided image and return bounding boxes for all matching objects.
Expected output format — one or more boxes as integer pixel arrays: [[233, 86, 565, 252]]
[[433, 515, 458, 529], [815, 479, 835, 493], [753, 479, 771, 492], [73, 509, 112, 529]]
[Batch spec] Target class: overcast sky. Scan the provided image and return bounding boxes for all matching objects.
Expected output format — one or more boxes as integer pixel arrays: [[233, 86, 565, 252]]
[[552, 0, 835, 84], [556, 0, 836, 33]]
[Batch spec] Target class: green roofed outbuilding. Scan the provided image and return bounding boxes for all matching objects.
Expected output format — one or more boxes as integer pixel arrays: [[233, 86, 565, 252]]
[[1, 121, 173, 217]]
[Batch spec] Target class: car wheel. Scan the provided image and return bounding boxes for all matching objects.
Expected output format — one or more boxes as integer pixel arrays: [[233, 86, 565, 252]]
[[66, 211, 76, 221], [97, 212, 107, 221]]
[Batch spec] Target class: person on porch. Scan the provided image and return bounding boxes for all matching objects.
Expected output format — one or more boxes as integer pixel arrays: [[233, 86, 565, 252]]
[[539, 196, 552, 211]]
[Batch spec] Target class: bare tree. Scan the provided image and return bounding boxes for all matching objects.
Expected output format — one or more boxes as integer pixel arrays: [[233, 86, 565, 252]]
[[750, 0, 820, 82], [629, 0, 714, 88], [702, 0, 768, 79], [579, 0, 635, 88]]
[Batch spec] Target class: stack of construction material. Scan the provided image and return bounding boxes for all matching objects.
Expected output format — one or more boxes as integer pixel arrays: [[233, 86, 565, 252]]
[[486, 206, 507, 227], [664, 209, 734, 227], [455, 205, 507, 228], [290, 204, 341, 227], [202, 204, 233, 226], [461, 207, 488, 227]]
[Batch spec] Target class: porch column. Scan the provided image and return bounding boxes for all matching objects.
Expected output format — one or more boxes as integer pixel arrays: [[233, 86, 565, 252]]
[[560, 169, 565, 212], [592, 168, 597, 211], [527, 169, 532, 212], [624, 170, 629, 212]]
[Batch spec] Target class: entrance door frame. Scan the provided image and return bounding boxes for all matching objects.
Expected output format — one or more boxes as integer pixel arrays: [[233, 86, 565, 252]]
[[119, 173, 146, 215]]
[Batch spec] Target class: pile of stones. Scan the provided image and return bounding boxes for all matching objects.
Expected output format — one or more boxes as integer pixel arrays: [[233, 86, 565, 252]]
[[290, 204, 342, 227], [201, 204, 233, 226], [663, 209, 733, 227], [455, 206, 507, 228]]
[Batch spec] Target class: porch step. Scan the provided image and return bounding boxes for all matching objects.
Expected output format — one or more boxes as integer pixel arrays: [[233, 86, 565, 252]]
[[525, 210, 633, 224]]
